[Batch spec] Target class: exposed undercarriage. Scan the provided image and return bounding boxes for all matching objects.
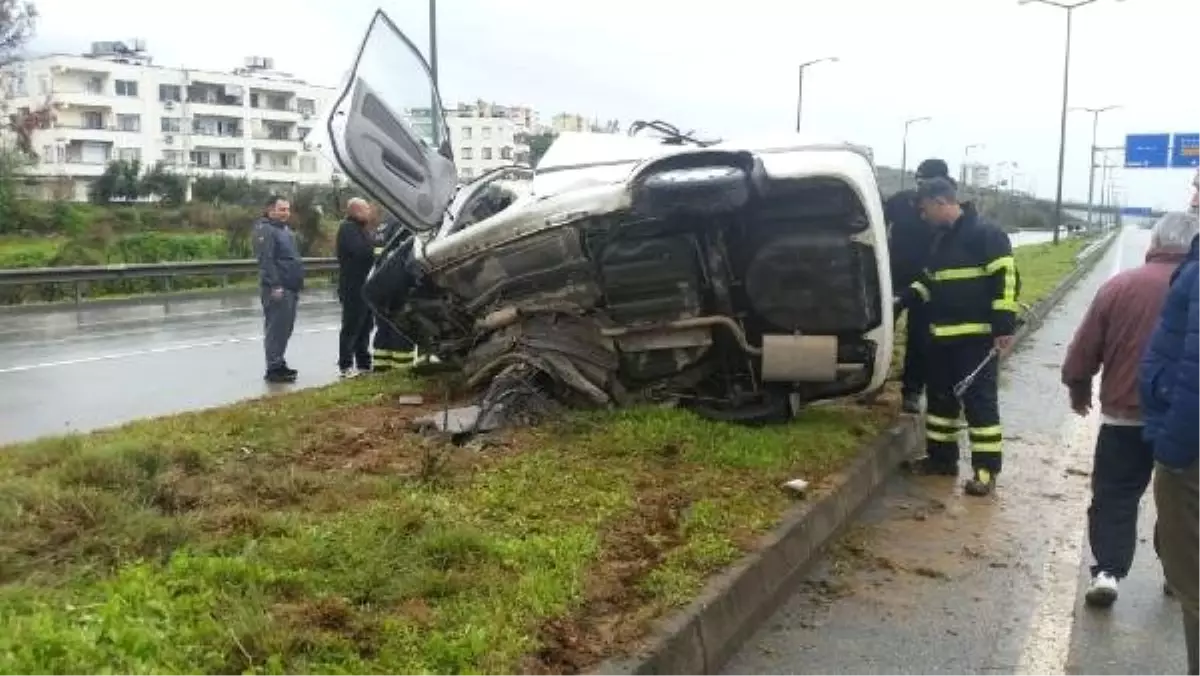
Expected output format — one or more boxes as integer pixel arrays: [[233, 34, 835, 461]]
[[366, 153, 885, 438]]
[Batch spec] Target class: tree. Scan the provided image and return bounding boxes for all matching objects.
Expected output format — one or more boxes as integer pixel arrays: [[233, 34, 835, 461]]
[[139, 162, 186, 205], [88, 159, 143, 203], [0, 0, 39, 228], [0, 1, 36, 64]]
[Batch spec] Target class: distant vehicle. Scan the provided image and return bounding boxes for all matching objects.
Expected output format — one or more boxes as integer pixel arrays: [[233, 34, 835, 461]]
[[325, 10, 894, 430]]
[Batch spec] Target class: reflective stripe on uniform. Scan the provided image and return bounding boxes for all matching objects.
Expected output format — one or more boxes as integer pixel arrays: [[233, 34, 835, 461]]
[[968, 424, 1002, 453], [931, 266, 988, 281], [373, 247, 384, 256], [931, 322, 992, 338], [988, 255, 1018, 310], [911, 280, 931, 302], [993, 299, 1021, 312], [925, 413, 962, 443]]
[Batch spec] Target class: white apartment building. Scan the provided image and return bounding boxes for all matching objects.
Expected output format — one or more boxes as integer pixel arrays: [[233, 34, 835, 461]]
[[3, 41, 337, 201], [443, 101, 534, 181]]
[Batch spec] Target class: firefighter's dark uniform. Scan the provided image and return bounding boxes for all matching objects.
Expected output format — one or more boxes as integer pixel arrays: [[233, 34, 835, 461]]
[[884, 188, 935, 407], [370, 218, 416, 371], [901, 201, 1020, 485]]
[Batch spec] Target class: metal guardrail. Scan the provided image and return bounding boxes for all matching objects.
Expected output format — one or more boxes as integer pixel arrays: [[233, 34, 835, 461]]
[[0, 257, 339, 287], [0, 257, 340, 306]]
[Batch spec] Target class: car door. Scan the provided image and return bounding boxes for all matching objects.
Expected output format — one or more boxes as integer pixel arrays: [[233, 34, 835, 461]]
[[326, 10, 457, 232]]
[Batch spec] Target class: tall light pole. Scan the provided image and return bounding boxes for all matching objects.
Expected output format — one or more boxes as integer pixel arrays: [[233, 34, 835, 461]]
[[796, 56, 838, 133], [960, 143, 985, 188], [428, 0, 439, 88], [1068, 104, 1120, 228], [1019, 0, 1123, 244], [900, 116, 932, 190]]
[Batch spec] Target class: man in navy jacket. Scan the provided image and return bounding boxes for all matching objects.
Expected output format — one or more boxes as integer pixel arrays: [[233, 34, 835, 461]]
[[1140, 233, 1199, 674]]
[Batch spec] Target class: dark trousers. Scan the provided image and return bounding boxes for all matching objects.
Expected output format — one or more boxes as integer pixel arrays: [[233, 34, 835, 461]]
[[261, 287, 297, 371], [1155, 461, 1199, 675], [1088, 424, 1154, 578], [372, 314, 415, 372], [924, 338, 1002, 472], [337, 288, 373, 371], [901, 302, 929, 398]]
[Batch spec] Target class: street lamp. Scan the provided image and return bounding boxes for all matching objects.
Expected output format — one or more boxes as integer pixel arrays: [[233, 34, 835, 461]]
[[1068, 104, 1121, 227], [1019, 0, 1124, 243], [796, 57, 839, 133], [428, 0, 439, 87], [900, 116, 932, 190], [960, 143, 985, 187]]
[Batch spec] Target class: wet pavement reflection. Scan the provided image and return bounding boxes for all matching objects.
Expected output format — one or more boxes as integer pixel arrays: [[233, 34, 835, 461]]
[[724, 227, 1186, 675], [0, 290, 345, 445]]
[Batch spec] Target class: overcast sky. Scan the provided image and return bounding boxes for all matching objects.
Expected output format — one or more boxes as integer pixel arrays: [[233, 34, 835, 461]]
[[28, 0, 1200, 210]]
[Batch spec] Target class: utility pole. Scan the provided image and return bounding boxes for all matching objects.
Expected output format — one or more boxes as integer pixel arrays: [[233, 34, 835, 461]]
[[1069, 105, 1120, 228], [428, 0, 439, 88], [795, 57, 838, 133], [1019, 0, 1119, 244], [900, 116, 932, 190]]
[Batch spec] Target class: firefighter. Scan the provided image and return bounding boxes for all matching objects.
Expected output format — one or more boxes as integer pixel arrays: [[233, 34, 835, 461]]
[[885, 158, 955, 413], [897, 177, 1020, 497], [370, 215, 417, 372]]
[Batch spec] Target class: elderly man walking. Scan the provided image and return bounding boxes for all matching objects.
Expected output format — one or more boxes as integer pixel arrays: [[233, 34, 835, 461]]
[[335, 198, 377, 377], [1141, 226, 1200, 675], [1061, 212, 1198, 608]]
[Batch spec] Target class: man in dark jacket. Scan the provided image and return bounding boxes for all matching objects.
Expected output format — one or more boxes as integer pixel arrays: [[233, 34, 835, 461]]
[[1140, 234, 1199, 674], [1061, 212, 1197, 608], [371, 216, 417, 372], [886, 158, 953, 413], [335, 198, 376, 377], [896, 178, 1019, 497], [253, 195, 305, 383]]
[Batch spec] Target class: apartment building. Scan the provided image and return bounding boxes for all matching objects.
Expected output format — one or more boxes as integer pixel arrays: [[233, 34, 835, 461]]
[[3, 41, 337, 201], [442, 100, 535, 181]]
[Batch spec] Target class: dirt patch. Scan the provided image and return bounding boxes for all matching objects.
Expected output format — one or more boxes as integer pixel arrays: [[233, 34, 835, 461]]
[[523, 477, 691, 675]]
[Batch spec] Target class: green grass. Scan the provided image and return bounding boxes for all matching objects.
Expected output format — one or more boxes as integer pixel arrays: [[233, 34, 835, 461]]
[[0, 235, 1098, 674], [0, 373, 893, 674]]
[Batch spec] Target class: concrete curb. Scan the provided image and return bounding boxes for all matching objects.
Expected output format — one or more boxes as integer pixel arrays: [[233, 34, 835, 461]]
[[598, 232, 1118, 675]]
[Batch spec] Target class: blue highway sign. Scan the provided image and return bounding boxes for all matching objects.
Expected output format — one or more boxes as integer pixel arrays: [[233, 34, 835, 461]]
[[1124, 133, 1171, 168], [1171, 133, 1199, 168], [1120, 207, 1155, 216]]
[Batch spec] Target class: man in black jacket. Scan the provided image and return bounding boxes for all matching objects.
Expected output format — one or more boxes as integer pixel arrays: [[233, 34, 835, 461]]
[[897, 178, 1020, 497], [253, 195, 305, 383], [886, 158, 953, 413], [335, 198, 376, 377]]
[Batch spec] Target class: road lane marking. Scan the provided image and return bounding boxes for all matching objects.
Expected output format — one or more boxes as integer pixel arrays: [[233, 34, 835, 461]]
[[0, 325, 337, 374], [1015, 227, 1130, 675]]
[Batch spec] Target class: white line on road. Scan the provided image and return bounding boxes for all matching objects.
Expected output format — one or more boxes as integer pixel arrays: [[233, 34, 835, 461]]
[[0, 325, 338, 374], [1015, 227, 1128, 675]]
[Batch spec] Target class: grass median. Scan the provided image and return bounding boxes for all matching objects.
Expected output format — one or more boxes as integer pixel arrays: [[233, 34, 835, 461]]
[[0, 236, 1095, 674]]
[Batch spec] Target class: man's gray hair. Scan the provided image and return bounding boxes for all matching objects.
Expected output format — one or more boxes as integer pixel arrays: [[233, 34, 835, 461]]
[[1151, 211, 1199, 252]]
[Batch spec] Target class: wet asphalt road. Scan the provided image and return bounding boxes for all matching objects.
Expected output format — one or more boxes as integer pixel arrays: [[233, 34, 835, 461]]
[[0, 290, 345, 445], [724, 226, 1188, 674]]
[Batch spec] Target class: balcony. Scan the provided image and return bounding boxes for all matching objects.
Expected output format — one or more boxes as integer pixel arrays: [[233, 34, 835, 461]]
[[51, 87, 112, 109]]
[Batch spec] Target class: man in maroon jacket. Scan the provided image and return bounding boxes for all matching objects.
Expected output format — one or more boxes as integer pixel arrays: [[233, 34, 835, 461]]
[[1061, 211, 1199, 608]]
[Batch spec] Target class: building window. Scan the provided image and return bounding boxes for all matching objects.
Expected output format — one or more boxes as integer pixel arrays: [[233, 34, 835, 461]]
[[501, 146, 513, 161], [85, 76, 103, 94], [460, 147, 473, 160], [300, 156, 317, 173], [116, 114, 141, 132], [190, 151, 211, 168], [115, 80, 138, 97], [297, 98, 316, 116], [82, 111, 104, 130], [481, 127, 492, 140], [117, 148, 141, 162], [217, 151, 242, 169], [461, 126, 473, 140], [481, 147, 493, 160], [37, 75, 49, 96], [161, 117, 181, 133], [162, 150, 184, 166], [159, 84, 182, 102], [298, 126, 312, 141], [461, 168, 474, 179]]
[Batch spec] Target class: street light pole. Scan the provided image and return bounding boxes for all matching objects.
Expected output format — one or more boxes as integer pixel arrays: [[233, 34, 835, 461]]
[[1019, 0, 1118, 244], [960, 143, 985, 187], [427, 0, 436, 88], [1069, 104, 1120, 229], [900, 116, 932, 190], [796, 57, 838, 133]]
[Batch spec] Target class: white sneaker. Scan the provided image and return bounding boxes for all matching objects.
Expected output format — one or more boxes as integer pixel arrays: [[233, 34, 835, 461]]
[[339, 368, 360, 379], [1085, 571, 1119, 608]]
